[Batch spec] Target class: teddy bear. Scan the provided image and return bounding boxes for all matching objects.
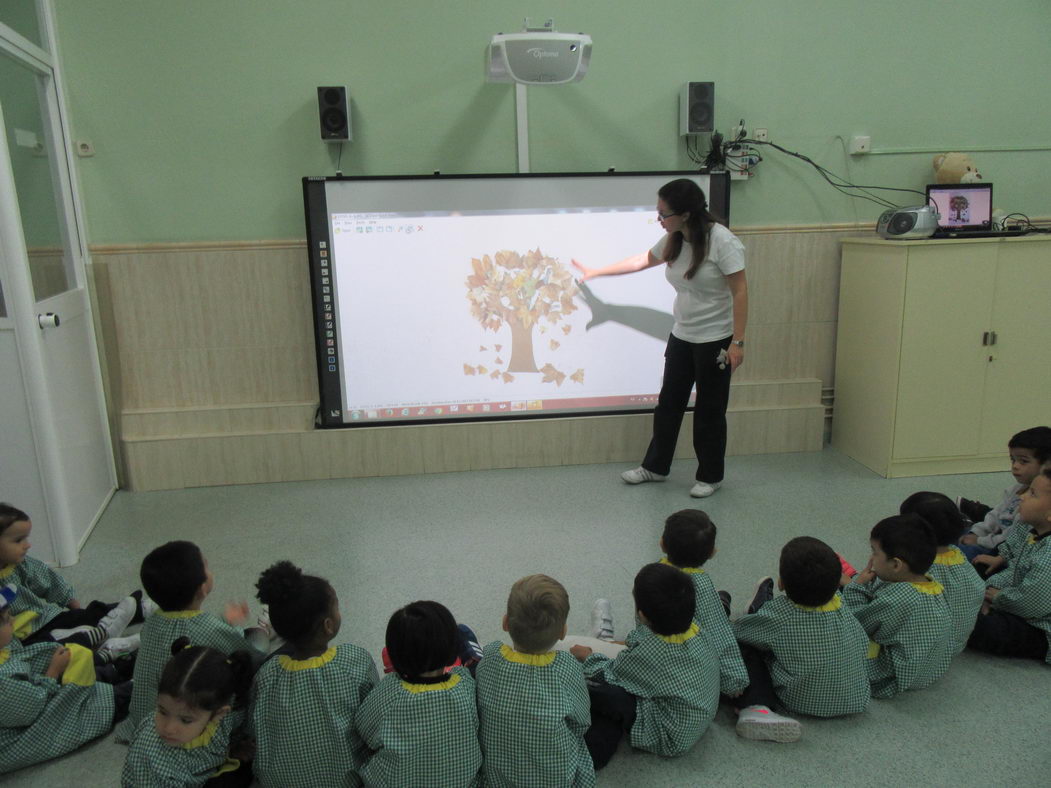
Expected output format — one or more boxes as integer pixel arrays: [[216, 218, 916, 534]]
[[932, 152, 983, 184]]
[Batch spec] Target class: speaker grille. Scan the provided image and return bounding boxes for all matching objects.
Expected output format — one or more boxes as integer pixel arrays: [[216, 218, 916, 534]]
[[317, 86, 350, 142], [890, 212, 916, 234], [681, 81, 714, 135]]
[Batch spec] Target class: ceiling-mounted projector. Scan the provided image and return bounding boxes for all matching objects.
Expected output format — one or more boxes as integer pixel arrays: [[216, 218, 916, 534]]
[[487, 18, 591, 85]]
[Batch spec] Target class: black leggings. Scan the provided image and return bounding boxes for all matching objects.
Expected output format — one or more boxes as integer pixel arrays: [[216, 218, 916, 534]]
[[968, 609, 1048, 661], [584, 676, 638, 770], [642, 334, 733, 483]]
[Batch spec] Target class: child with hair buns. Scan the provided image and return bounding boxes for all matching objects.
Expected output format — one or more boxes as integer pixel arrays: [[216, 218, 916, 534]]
[[122, 638, 254, 787], [249, 560, 377, 788]]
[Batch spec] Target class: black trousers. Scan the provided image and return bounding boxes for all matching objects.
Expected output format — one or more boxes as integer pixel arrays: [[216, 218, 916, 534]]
[[642, 334, 733, 483], [21, 600, 116, 648], [967, 609, 1048, 661], [729, 643, 779, 711], [584, 676, 638, 770]]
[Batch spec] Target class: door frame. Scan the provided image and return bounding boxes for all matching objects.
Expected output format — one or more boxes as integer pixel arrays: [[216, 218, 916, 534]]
[[0, 1, 116, 565]]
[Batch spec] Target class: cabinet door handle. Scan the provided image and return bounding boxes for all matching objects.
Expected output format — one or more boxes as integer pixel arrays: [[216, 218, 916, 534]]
[[989, 331, 997, 346], [982, 331, 990, 346]]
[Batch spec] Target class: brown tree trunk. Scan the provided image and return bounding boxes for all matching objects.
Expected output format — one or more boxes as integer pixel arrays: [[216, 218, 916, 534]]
[[507, 321, 538, 372]]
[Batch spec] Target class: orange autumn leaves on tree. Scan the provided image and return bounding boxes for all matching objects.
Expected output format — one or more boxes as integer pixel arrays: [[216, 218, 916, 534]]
[[465, 248, 580, 374]]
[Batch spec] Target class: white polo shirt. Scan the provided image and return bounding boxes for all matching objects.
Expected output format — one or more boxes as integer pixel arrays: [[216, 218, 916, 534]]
[[650, 223, 745, 343]]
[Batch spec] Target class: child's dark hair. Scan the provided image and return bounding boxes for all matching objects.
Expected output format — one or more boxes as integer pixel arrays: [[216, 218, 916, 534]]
[[140, 541, 207, 612], [870, 515, 936, 575], [900, 492, 967, 546], [385, 600, 459, 681], [633, 562, 695, 636], [159, 637, 253, 711], [0, 503, 29, 535], [1009, 426, 1051, 464], [779, 537, 841, 607], [255, 560, 334, 646], [663, 509, 716, 568]]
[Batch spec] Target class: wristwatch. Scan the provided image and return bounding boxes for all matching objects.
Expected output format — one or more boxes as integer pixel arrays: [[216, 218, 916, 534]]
[[732, 339, 745, 348]]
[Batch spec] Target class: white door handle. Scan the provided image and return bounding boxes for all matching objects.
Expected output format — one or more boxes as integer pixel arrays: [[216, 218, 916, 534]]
[[38, 312, 60, 329]]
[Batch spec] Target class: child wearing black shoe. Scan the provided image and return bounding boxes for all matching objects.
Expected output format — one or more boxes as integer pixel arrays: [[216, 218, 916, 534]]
[[968, 464, 1051, 663]]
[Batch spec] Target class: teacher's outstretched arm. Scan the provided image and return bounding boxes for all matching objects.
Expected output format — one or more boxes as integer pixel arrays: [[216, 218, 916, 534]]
[[571, 250, 661, 282], [725, 269, 749, 373]]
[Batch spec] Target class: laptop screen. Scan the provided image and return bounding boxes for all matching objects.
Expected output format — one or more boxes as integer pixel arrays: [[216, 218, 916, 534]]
[[925, 183, 993, 231]]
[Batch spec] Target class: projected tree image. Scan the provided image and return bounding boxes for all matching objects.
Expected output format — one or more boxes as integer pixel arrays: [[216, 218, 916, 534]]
[[949, 195, 970, 222], [465, 249, 581, 375]]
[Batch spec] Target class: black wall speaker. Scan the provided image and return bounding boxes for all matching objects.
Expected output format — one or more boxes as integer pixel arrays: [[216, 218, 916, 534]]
[[679, 81, 715, 136], [317, 86, 350, 142]]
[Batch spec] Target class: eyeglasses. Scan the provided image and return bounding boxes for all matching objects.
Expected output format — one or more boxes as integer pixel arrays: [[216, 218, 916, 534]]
[[657, 209, 680, 220]]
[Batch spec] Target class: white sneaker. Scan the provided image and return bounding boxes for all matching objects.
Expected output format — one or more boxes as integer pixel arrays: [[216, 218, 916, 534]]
[[621, 467, 667, 484], [96, 633, 141, 663], [98, 596, 138, 639], [689, 480, 722, 498], [140, 595, 159, 619], [590, 599, 614, 641], [735, 705, 802, 742]]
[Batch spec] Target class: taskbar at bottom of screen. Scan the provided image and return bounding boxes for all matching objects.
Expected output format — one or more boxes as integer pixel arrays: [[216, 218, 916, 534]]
[[346, 394, 664, 423]]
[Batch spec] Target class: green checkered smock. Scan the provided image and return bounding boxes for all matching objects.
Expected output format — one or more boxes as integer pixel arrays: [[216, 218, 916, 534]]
[[581, 623, 719, 757], [732, 593, 870, 717], [115, 609, 262, 742], [355, 667, 481, 788], [249, 644, 378, 788], [0, 557, 75, 636], [660, 559, 748, 695], [121, 708, 245, 787], [475, 641, 595, 788], [926, 548, 985, 655], [0, 640, 115, 771], [842, 577, 953, 699], [986, 529, 1051, 664]]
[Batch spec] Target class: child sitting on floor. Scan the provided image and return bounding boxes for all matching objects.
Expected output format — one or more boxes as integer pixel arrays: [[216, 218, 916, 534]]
[[657, 509, 748, 697], [1, 583, 132, 773], [0, 503, 140, 660], [900, 492, 985, 655], [842, 515, 953, 699], [968, 464, 1051, 663], [731, 537, 870, 743], [959, 426, 1051, 563], [122, 637, 254, 787], [249, 560, 377, 788], [475, 574, 594, 787], [356, 600, 482, 787], [571, 563, 719, 769], [115, 541, 268, 742]]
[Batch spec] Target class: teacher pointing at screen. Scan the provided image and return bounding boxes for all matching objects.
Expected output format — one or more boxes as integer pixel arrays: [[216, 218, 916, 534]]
[[572, 178, 748, 498]]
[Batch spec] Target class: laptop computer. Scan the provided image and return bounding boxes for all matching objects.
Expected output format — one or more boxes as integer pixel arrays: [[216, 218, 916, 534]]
[[925, 183, 1028, 238]]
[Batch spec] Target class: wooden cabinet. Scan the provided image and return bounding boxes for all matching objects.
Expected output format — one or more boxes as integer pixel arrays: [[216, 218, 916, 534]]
[[832, 235, 1051, 477]]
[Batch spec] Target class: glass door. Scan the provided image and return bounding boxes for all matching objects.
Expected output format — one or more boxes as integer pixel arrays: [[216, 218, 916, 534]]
[[0, 4, 116, 566]]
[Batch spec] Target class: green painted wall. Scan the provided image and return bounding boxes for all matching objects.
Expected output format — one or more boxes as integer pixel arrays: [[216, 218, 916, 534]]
[[51, 0, 1051, 244]]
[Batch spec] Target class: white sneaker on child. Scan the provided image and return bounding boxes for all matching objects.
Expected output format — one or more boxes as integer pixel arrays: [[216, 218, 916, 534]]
[[98, 595, 138, 639], [621, 467, 667, 484], [590, 599, 614, 641], [735, 705, 802, 743], [96, 633, 141, 663]]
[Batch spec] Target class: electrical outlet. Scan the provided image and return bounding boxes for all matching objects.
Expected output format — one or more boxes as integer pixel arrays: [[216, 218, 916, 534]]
[[76, 140, 95, 157], [754, 128, 768, 142], [849, 135, 871, 155], [731, 124, 746, 142]]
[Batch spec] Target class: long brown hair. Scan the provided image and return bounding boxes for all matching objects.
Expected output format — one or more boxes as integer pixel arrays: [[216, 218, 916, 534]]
[[658, 179, 722, 280]]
